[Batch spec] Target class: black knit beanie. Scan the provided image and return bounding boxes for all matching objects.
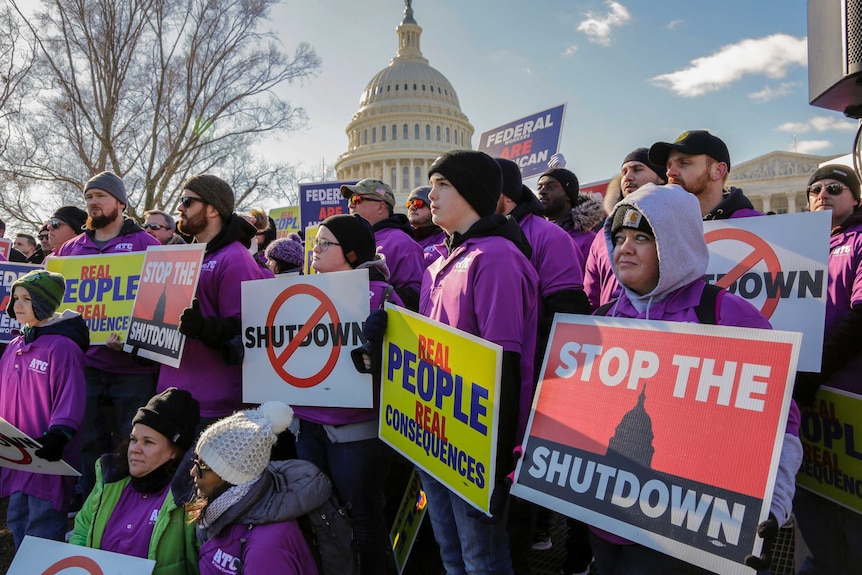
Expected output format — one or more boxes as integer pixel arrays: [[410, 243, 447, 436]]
[[428, 150, 502, 217], [7, 270, 66, 321], [52, 205, 88, 233], [320, 214, 376, 268], [495, 158, 524, 203], [622, 148, 668, 183], [132, 388, 200, 451], [611, 205, 654, 237], [84, 171, 127, 206], [181, 174, 235, 221], [808, 164, 861, 201], [538, 168, 579, 205]]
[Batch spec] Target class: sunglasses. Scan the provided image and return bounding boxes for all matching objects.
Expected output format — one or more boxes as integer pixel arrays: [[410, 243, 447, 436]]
[[807, 183, 848, 197], [142, 223, 167, 231], [193, 458, 211, 479], [38, 234, 49, 241], [309, 236, 341, 251], [350, 194, 384, 205], [406, 199, 427, 209], [47, 218, 67, 230], [179, 196, 207, 209]]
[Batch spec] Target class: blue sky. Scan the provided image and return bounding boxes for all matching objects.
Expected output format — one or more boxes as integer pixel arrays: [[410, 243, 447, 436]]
[[267, 0, 858, 186]]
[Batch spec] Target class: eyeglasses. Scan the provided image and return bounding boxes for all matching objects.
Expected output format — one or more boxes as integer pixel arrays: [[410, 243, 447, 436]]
[[142, 223, 167, 231], [406, 199, 427, 209], [350, 194, 384, 205], [192, 458, 211, 479], [48, 218, 66, 230], [807, 183, 848, 197], [309, 236, 341, 251], [179, 196, 207, 209]]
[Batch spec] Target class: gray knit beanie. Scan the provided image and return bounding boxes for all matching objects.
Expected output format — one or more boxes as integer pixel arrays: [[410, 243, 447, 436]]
[[84, 171, 127, 206], [195, 402, 293, 485]]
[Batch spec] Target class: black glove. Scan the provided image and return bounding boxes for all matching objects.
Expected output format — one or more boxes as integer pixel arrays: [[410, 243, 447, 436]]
[[793, 372, 823, 407], [467, 479, 510, 524], [350, 309, 389, 374], [35, 429, 70, 462], [744, 513, 778, 571], [178, 299, 205, 338]]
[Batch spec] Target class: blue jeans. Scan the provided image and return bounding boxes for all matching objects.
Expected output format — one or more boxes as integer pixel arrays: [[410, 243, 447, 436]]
[[795, 488, 862, 575], [417, 468, 513, 575], [589, 532, 711, 575], [295, 420, 393, 575], [6, 493, 67, 549], [80, 368, 157, 497]]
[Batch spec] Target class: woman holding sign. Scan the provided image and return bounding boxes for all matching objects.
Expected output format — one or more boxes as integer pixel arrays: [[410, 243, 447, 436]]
[[71, 388, 201, 575], [591, 183, 803, 574], [291, 213, 403, 575]]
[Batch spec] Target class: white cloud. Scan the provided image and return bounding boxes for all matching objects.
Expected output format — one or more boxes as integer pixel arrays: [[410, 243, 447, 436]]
[[562, 45, 578, 58], [749, 82, 800, 102], [777, 115, 858, 133], [667, 19, 684, 30], [577, 1, 631, 46], [794, 140, 831, 154], [651, 34, 807, 97]]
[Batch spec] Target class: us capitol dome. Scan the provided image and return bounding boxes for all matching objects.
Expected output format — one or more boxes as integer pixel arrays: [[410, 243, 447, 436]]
[[334, 1, 474, 206]]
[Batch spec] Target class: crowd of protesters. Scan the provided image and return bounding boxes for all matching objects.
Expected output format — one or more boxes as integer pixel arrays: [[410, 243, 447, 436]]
[[1, 128, 859, 575]]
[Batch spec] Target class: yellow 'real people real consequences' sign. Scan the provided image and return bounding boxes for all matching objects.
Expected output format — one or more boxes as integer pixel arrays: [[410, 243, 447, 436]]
[[380, 303, 501, 514]]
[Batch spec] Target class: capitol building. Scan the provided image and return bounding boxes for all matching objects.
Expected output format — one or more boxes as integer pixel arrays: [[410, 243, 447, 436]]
[[334, 2, 472, 206]]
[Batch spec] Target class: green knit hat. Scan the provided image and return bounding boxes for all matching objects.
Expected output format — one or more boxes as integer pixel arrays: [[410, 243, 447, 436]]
[[7, 270, 66, 321]]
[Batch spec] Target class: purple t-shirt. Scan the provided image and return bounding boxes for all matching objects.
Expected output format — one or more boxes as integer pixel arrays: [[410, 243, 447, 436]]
[[566, 228, 595, 270], [375, 227, 424, 294], [292, 280, 404, 426], [157, 241, 269, 417], [0, 332, 85, 511], [584, 230, 619, 311], [55, 226, 161, 374], [199, 521, 318, 575], [416, 230, 447, 268], [520, 213, 584, 295], [101, 483, 170, 558]]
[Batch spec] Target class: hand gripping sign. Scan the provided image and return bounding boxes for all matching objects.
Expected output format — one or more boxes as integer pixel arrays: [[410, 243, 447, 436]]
[[0, 418, 79, 476], [512, 315, 801, 575], [380, 304, 502, 515], [8, 536, 155, 575], [242, 269, 373, 407]]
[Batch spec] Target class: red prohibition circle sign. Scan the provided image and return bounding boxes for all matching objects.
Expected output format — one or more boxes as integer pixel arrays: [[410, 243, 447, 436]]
[[42, 556, 104, 575], [0, 434, 32, 465], [265, 283, 342, 388], [704, 227, 782, 319]]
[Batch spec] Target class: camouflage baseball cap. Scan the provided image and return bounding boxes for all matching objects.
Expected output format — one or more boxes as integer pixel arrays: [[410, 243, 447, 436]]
[[340, 178, 395, 208]]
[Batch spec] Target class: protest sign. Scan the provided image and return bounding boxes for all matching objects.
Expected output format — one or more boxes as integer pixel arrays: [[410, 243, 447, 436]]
[[299, 180, 356, 232], [512, 315, 800, 574], [703, 210, 829, 371], [390, 469, 428, 575], [9, 536, 155, 575], [242, 269, 372, 407], [0, 418, 80, 476], [46, 253, 145, 344], [797, 386, 862, 514], [380, 304, 501, 514], [477, 104, 566, 179], [0, 237, 11, 259], [269, 205, 301, 238], [304, 225, 319, 275], [0, 262, 42, 343], [123, 244, 205, 367]]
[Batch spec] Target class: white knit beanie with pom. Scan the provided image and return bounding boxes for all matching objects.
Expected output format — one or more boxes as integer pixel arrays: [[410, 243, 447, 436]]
[[195, 402, 293, 485]]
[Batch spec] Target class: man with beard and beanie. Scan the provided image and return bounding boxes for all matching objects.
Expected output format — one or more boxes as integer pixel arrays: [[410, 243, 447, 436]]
[[494, 158, 592, 575], [406, 185, 446, 267], [793, 164, 862, 575], [341, 178, 424, 310], [415, 149, 538, 574], [648, 130, 760, 220], [156, 174, 269, 433], [537, 160, 605, 265], [55, 171, 161, 498], [584, 147, 668, 310]]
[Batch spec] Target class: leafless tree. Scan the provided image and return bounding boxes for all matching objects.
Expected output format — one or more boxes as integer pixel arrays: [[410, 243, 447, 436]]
[[0, 0, 320, 228]]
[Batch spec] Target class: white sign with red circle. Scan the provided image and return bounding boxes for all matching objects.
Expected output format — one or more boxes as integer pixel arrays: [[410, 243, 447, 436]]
[[9, 536, 155, 575], [0, 418, 79, 476], [241, 269, 374, 407]]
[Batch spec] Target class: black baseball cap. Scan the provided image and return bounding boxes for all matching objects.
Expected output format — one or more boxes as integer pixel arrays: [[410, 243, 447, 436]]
[[648, 130, 731, 171]]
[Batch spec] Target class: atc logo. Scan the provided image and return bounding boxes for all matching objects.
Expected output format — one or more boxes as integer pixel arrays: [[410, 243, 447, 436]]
[[28, 358, 48, 373], [113, 242, 134, 252]]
